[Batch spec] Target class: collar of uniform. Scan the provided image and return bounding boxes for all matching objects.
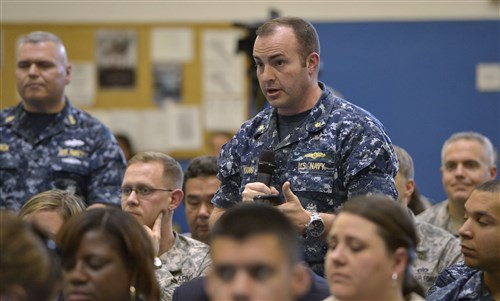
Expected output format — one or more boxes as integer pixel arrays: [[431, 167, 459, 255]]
[[60, 99, 78, 127], [4, 99, 74, 129], [305, 82, 335, 133], [251, 106, 275, 140]]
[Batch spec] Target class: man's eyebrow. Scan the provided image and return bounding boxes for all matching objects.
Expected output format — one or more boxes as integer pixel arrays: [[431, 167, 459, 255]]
[[466, 209, 495, 220], [253, 53, 285, 61]]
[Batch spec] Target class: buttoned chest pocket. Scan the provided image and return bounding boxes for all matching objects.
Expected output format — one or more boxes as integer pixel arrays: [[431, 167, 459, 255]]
[[0, 151, 22, 188], [51, 155, 90, 196], [285, 150, 336, 194]]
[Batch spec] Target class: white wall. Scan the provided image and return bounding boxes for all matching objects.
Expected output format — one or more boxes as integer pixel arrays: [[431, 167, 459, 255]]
[[3, 0, 499, 23]]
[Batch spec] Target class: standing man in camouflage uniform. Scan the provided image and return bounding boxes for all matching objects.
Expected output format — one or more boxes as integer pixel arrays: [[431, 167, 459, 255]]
[[418, 131, 497, 236], [394, 145, 462, 293], [0, 31, 125, 210], [427, 180, 500, 301], [210, 17, 398, 276], [121, 152, 211, 301]]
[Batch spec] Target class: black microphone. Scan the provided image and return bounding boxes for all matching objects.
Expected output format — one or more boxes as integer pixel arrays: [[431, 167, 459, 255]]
[[256, 150, 276, 186]]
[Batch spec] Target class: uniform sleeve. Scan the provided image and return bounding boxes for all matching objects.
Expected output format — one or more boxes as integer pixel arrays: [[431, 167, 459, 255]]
[[439, 236, 463, 271], [212, 135, 243, 209], [340, 120, 399, 200], [86, 125, 126, 206]]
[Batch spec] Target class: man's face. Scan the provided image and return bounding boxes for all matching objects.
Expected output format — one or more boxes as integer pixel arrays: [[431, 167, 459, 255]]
[[16, 41, 70, 112], [441, 139, 496, 205], [121, 162, 173, 228], [459, 190, 500, 272], [253, 26, 314, 116], [184, 175, 220, 244], [206, 234, 301, 301]]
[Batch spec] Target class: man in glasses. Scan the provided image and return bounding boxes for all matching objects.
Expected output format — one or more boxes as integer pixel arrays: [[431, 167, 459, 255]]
[[173, 202, 329, 301], [121, 151, 211, 301]]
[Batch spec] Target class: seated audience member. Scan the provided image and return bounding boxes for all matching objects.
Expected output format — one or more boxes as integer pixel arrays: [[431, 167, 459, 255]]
[[418, 131, 497, 236], [57, 207, 160, 301], [183, 155, 219, 244], [408, 186, 433, 215], [18, 189, 86, 236], [394, 145, 462, 292], [324, 195, 425, 301], [114, 133, 135, 161], [0, 211, 60, 301], [209, 131, 232, 157], [121, 152, 211, 301], [173, 203, 330, 301], [427, 179, 500, 301]]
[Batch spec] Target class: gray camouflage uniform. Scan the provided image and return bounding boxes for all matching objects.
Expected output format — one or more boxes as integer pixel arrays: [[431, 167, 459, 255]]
[[156, 232, 211, 301], [212, 83, 398, 276], [0, 101, 126, 210], [417, 200, 459, 236], [413, 219, 463, 293], [427, 262, 495, 301]]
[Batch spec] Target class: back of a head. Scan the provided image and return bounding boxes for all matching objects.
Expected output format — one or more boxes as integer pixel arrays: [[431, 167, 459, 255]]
[[210, 202, 301, 263], [0, 210, 60, 301], [339, 195, 423, 297], [19, 190, 86, 223], [393, 145, 415, 181], [56, 207, 160, 301]]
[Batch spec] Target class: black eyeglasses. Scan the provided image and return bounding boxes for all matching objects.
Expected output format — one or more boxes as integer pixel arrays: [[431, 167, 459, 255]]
[[121, 186, 173, 197], [213, 263, 275, 282]]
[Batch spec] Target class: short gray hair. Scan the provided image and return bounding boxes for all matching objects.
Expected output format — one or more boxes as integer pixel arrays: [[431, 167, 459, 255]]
[[441, 131, 495, 166], [17, 31, 68, 64]]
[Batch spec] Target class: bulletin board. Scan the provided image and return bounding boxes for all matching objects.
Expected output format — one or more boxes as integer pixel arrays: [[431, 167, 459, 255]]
[[0, 23, 249, 158]]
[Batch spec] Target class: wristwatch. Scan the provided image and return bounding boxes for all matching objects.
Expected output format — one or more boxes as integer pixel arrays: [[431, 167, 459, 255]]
[[305, 209, 325, 239]]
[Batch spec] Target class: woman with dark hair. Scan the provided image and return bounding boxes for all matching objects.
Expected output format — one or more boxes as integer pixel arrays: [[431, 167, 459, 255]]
[[0, 210, 61, 301], [57, 207, 160, 301], [323, 195, 425, 301]]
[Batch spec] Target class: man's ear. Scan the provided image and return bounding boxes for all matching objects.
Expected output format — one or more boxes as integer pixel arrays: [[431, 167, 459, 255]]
[[168, 189, 184, 211], [404, 179, 415, 203], [291, 262, 311, 298], [306, 52, 320, 75], [64, 63, 72, 85]]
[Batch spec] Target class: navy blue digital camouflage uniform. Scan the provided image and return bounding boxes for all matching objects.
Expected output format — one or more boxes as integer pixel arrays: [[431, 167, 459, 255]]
[[212, 83, 398, 276], [427, 262, 495, 301], [0, 100, 126, 211]]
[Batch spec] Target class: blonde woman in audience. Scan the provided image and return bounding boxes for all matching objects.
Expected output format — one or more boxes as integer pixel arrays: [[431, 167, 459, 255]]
[[19, 189, 86, 236], [57, 207, 161, 301], [324, 195, 425, 301]]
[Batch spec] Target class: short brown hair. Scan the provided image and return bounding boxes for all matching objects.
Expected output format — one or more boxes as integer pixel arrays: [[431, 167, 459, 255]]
[[256, 16, 320, 65], [128, 151, 183, 188]]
